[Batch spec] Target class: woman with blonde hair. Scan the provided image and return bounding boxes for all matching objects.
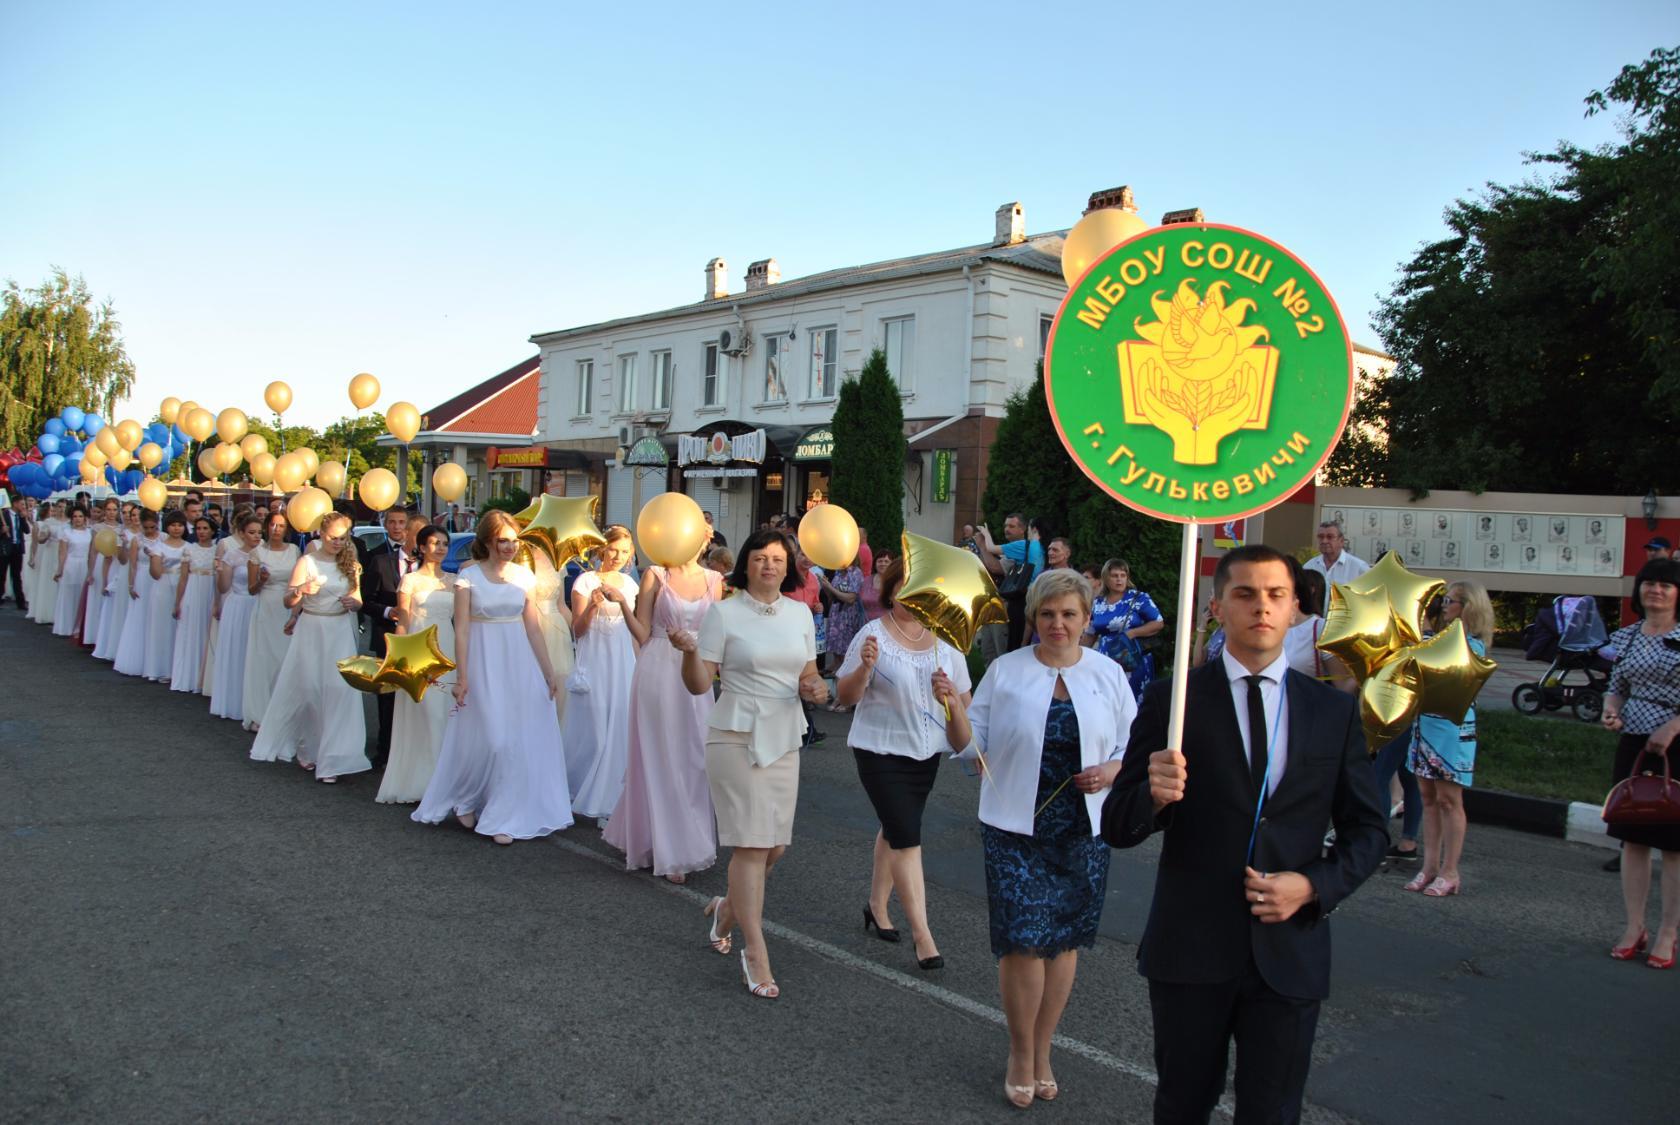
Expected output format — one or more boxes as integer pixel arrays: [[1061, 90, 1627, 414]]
[[565, 524, 647, 821], [1405, 580, 1493, 897], [249, 512, 370, 784]]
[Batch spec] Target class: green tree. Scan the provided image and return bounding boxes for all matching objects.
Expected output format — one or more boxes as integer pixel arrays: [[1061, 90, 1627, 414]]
[[982, 365, 1184, 666], [830, 348, 906, 554], [323, 412, 421, 493], [1332, 47, 1680, 495], [0, 269, 137, 449]]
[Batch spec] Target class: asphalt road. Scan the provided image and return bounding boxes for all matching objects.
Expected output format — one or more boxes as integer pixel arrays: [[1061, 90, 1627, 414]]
[[3, 606, 1677, 1124]]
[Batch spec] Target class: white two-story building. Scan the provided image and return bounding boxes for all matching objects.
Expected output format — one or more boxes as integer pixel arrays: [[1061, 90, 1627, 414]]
[[530, 199, 1076, 550]]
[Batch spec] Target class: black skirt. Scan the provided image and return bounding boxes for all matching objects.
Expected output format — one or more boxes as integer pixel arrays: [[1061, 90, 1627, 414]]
[[853, 748, 941, 849], [1606, 733, 1680, 852]]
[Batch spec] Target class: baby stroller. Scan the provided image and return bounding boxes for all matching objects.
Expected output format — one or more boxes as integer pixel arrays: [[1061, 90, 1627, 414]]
[[1513, 595, 1612, 721]]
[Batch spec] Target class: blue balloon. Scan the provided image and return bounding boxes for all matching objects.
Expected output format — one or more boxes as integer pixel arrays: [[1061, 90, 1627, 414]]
[[43, 453, 65, 475], [60, 406, 86, 431], [83, 414, 105, 435], [147, 422, 169, 446], [60, 437, 82, 456], [37, 433, 61, 455], [172, 424, 190, 447], [44, 418, 66, 438]]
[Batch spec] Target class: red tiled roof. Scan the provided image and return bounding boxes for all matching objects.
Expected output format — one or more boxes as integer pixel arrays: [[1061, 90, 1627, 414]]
[[424, 355, 541, 435]]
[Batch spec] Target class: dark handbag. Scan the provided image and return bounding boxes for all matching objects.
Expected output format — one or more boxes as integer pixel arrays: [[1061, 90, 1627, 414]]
[[1602, 749, 1680, 826], [996, 560, 1032, 598]]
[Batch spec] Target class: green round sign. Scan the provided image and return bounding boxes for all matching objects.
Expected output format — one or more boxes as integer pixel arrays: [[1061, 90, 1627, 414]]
[[1044, 223, 1352, 524]]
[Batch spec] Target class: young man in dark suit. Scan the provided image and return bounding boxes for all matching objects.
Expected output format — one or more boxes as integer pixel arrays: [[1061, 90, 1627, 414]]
[[1103, 544, 1387, 1124], [0, 499, 31, 610], [358, 506, 412, 769]]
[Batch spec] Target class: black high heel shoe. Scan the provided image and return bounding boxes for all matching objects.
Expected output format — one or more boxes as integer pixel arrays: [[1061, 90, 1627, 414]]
[[917, 954, 944, 971], [862, 906, 901, 943]]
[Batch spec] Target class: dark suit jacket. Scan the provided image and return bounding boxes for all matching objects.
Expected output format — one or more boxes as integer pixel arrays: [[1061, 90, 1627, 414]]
[[0, 510, 30, 555], [1101, 660, 1386, 1000], [359, 543, 404, 655]]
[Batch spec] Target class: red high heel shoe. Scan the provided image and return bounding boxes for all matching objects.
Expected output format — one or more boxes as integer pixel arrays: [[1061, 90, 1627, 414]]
[[1610, 929, 1648, 961], [1648, 935, 1676, 970]]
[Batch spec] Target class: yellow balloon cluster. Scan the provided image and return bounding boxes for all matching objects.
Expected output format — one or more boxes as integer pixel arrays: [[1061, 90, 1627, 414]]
[[894, 531, 1007, 652], [520, 494, 607, 569], [1317, 555, 1497, 752]]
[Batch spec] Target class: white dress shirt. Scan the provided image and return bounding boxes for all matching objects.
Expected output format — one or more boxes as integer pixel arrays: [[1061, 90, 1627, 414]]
[[1221, 647, 1290, 796], [1302, 550, 1370, 589]]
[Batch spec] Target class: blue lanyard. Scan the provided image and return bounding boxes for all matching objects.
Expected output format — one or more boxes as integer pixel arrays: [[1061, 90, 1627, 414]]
[[1244, 681, 1287, 866]]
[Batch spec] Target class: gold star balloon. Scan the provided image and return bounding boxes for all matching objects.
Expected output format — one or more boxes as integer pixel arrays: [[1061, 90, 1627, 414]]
[[336, 655, 392, 694], [515, 494, 606, 570], [1359, 654, 1423, 751], [1409, 620, 1498, 723], [1345, 554, 1444, 645], [894, 531, 1007, 652], [1317, 583, 1408, 683], [371, 625, 457, 703]]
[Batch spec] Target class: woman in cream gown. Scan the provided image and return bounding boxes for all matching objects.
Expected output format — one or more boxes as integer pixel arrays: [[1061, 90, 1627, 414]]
[[113, 511, 163, 676], [563, 526, 647, 821], [242, 513, 301, 732], [29, 503, 63, 627], [529, 550, 575, 726], [377, 526, 456, 804], [94, 507, 140, 661], [50, 506, 91, 637], [141, 512, 188, 682], [169, 518, 218, 693], [209, 513, 263, 721]]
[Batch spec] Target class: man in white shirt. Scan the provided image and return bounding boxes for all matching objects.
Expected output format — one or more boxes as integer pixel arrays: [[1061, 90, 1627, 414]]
[[1302, 521, 1369, 588]]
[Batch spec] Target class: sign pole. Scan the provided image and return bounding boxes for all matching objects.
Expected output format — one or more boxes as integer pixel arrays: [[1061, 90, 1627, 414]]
[[1166, 521, 1200, 754]]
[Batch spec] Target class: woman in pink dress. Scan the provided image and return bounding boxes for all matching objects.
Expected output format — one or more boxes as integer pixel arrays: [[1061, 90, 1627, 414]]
[[603, 549, 723, 883]]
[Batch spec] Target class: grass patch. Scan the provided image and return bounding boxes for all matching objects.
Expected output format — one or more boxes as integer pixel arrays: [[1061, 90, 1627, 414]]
[[1475, 709, 1616, 805]]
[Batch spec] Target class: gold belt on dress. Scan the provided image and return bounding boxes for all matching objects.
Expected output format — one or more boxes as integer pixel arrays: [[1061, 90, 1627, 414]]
[[302, 607, 347, 616], [471, 614, 522, 623]]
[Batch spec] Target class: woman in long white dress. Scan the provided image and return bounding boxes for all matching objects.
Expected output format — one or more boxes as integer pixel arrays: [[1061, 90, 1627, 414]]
[[93, 506, 140, 661], [29, 502, 63, 626], [249, 512, 369, 783], [414, 510, 572, 844], [113, 510, 162, 676], [562, 525, 646, 820], [378, 526, 456, 804], [141, 511, 188, 682], [209, 512, 263, 720], [50, 505, 92, 637], [529, 550, 575, 726], [242, 513, 302, 732], [169, 517, 218, 693], [80, 502, 115, 646]]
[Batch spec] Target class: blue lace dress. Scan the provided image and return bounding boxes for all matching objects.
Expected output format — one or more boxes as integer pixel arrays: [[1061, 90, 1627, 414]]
[[1088, 588, 1161, 698], [980, 698, 1111, 959]]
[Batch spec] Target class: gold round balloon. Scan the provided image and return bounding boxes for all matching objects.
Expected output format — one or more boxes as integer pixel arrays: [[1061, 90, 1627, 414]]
[[138, 477, 168, 511], [249, 452, 277, 486], [286, 486, 332, 533], [357, 467, 401, 512], [432, 462, 467, 503], [183, 408, 216, 443], [272, 452, 307, 492], [108, 446, 133, 472], [348, 372, 381, 410], [633, 491, 705, 567], [215, 407, 248, 445], [1061, 208, 1150, 286], [894, 531, 1008, 653], [159, 396, 182, 425], [295, 447, 320, 479], [264, 380, 293, 414], [798, 503, 861, 570], [114, 419, 144, 451], [370, 625, 457, 702], [197, 447, 221, 480], [239, 433, 268, 460], [214, 442, 242, 475], [95, 427, 121, 458], [518, 494, 607, 569], [93, 527, 121, 557], [386, 401, 421, 443], [82, 443, 108, 468], [137, 442, 164, 470], [335, 654, 391, 695], [80, 460, 100, 483], [316, 460, 347, 498], [177, 400, 200, 420]]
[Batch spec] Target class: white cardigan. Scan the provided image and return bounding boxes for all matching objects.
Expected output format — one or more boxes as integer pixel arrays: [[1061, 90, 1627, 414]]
[[957, 646, 1137, 836]]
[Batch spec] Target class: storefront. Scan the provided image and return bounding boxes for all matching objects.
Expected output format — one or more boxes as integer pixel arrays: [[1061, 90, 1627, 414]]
[[790, 425, 834, 513], [677, 425, 768, 549], [489, 445, 599, 502]]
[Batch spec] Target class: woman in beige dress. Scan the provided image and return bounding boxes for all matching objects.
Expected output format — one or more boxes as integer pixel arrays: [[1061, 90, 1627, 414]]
[[673, 529, 829, 1000], [529, 549, 575, 726]]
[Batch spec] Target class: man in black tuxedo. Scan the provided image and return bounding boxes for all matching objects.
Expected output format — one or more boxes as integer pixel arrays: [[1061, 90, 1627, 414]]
[[1102, 545, 1386, 1124], [358, 507, 413, 768], [0, 499, 31, 610]]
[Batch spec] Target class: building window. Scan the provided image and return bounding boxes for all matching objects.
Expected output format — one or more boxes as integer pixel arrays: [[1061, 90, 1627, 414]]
[[1039, 314, 1054, 362], [702, 342, 722, 407], [764, 333, 789, 402], [883, 316, 916, 388], [575, 359, 594, 416], [617, 353, 637, 413], [809, 327, 838, 398], [650, 350, 673, 411]]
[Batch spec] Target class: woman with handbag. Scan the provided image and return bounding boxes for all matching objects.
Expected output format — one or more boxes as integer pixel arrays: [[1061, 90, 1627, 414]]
[[1083, 558, 1164, 699], [1602, 557, 1680, 969]]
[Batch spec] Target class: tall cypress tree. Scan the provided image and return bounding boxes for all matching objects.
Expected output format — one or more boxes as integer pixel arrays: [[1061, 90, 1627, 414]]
[[830, 347, 905, 554]]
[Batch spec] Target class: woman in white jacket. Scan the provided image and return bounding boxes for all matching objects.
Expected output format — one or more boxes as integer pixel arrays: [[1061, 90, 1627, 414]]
[[940, 567, 1137, 1108]]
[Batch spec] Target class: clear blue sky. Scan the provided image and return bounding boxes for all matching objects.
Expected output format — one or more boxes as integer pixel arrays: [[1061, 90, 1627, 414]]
[[3, 1, 1675, 430]]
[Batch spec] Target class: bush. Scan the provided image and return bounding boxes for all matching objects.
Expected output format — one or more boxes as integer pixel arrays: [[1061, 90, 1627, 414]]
[[481, 486, 530, 517]]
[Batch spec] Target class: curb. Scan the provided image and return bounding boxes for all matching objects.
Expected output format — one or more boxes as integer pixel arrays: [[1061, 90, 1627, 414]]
[[1460, 788, 1615, 850]]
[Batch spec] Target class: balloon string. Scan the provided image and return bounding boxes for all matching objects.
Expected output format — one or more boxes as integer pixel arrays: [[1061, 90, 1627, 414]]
[[1034, 775, 1076, 820]]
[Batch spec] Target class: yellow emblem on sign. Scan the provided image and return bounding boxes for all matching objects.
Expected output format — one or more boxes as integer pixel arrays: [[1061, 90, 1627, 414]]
[[1116, 279, 1279, 465]]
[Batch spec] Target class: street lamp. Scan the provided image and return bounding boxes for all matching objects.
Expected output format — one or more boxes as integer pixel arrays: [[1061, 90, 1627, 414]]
[[1643, 488, 1659, 529]]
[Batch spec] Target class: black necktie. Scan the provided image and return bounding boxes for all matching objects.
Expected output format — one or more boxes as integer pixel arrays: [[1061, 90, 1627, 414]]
[[1245, 674, 1270, 795]]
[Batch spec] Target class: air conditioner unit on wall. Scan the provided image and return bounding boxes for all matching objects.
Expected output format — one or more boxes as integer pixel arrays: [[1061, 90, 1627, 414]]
[[617, 425, 633, 447], [719, 327, 751, 355]]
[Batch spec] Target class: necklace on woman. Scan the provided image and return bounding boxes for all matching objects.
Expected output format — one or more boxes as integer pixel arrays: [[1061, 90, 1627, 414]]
[[886, 609, 928, 644]]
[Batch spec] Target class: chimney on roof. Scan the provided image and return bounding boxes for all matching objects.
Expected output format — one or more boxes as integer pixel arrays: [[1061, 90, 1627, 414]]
[[1084, 185, 1139, 216], [745, 258, 780, 291], [994, 202, 1025, 246], [705, 257, 728, 300], [1160, 207, 1205, 226]]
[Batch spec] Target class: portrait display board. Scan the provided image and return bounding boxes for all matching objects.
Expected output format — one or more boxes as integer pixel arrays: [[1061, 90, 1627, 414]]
[[1321, 505, 1624, 578]]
